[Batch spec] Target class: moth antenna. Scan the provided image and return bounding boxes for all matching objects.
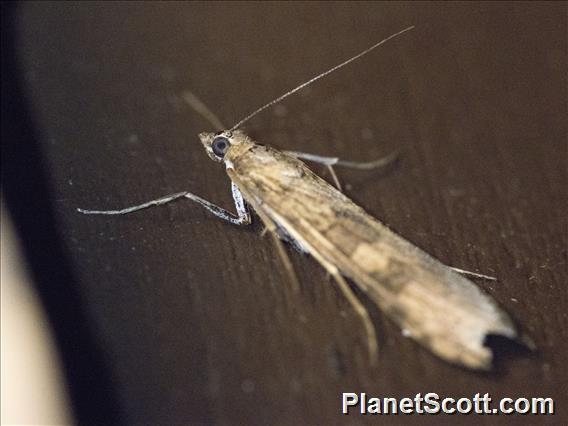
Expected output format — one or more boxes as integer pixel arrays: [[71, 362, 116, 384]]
[[183, 90, 226, 131], [230, 25, 415, 131]]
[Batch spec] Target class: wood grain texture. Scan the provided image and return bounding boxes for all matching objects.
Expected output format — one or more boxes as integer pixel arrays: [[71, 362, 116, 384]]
[[11, 2, 566, 424]]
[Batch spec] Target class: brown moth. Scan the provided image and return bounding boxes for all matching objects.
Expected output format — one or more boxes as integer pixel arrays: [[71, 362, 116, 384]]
[[79, 26, 525, 370]]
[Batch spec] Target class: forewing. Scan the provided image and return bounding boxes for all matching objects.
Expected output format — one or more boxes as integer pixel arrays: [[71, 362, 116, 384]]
[[230, 145, 517, 369]]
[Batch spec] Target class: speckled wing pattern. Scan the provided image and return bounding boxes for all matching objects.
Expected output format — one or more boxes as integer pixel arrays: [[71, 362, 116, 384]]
[[229, 143, 517, 370]]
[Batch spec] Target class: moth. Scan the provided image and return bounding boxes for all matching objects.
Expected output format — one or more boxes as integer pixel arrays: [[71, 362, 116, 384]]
[[79, 26, 526, 370]]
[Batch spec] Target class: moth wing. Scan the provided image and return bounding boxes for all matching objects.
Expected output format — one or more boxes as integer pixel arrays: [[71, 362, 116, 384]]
[[229, 145, 517, 369]]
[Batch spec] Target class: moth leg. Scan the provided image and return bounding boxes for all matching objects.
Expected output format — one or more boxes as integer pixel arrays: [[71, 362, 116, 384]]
[[308, 253, 377, 365], [77, 182, 251, 226], [270, 229, 302, 293], [285, 150, 399, 170], [77, 192, 193, 215], [450, 266, 497, 281], [226, 169, 303, 293], [325, 264, 378, 366], [326, 165, 342, 191], [271, 225, 310, 254], [259, 214, 302, 293]]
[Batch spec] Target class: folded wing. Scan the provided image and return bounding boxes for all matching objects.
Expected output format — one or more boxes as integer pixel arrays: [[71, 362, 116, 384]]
[[232, 144, 517, 369]]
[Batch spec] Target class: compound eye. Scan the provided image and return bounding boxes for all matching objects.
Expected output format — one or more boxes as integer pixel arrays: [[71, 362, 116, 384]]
[[212, 137, 230, 157]]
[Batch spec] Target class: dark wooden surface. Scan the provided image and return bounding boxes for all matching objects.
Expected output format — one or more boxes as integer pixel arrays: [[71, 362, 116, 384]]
[[10, 2, 566, 424]]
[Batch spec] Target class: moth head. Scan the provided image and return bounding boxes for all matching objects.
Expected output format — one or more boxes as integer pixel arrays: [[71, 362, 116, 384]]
[[198, 130, 249, 163]]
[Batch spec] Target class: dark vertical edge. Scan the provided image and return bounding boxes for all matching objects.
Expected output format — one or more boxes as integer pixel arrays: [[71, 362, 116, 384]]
[[1, 3, 123, 425]]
